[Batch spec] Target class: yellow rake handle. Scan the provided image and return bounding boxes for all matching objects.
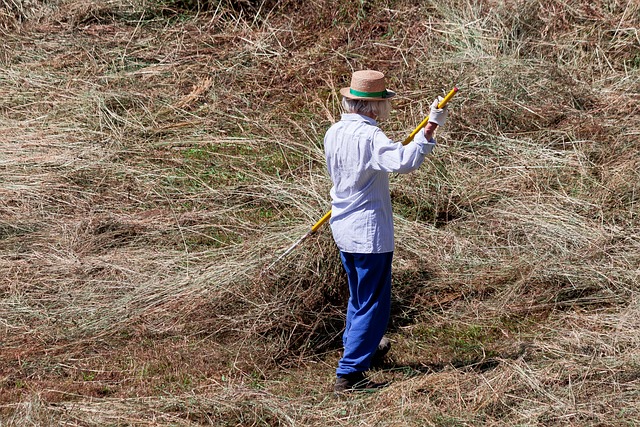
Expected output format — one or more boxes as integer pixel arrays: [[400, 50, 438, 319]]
[[312, 86, 459, 233]]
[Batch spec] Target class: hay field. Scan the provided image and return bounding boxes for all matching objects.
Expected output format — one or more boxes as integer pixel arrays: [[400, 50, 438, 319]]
[[1, 0, 639, 425]]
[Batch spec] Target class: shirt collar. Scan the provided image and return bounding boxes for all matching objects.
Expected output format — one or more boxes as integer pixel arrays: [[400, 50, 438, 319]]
[[341, 113, 378, 126]]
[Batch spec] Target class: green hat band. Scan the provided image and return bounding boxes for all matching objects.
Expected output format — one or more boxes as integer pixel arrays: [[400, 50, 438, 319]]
[[349, 88, 388, 98]]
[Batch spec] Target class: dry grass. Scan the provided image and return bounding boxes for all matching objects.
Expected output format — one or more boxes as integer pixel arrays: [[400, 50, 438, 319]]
[[1, 0, 639, 425]]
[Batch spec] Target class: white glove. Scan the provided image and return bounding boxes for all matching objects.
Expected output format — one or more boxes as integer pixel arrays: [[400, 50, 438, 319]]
[[428, 96, 448, 126]]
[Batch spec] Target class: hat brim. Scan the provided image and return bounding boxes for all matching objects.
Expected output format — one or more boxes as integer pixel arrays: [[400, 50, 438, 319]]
[[340, 87, 396, 101]]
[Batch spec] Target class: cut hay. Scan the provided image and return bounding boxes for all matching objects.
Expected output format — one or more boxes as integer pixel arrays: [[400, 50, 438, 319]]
[[1, 0, 639, 425]]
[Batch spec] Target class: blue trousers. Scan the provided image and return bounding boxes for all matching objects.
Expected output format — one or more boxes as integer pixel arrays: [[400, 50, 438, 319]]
[[336, 251, 393, 377]]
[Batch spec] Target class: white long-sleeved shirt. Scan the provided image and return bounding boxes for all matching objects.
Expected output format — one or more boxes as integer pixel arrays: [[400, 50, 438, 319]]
[[324, 113, 436, 253]]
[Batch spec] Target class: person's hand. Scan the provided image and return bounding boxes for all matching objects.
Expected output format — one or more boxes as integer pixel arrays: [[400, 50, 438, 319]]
[[428, 96, 448, 126]]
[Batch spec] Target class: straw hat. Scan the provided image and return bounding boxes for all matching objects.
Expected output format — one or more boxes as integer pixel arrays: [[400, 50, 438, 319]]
[[340, 70, 396, 101]]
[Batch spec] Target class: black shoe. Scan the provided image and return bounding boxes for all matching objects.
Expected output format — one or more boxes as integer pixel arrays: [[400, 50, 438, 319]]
[[377, 336, 391, 358], [371, 336, 391, 366], [334, 372, 386, 394]]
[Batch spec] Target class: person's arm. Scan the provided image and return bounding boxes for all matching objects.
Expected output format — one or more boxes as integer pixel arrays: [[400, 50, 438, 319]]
[[370, 97, 449, 173], [370, 128, 431, 173], [424, 121, 438, 141]]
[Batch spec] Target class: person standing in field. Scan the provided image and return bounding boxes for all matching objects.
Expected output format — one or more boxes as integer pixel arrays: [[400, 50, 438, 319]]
[[324, 70, 448, 393]]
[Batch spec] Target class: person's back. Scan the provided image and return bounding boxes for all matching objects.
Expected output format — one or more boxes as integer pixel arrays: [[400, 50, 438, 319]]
[[325, 113, 395, 253]]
